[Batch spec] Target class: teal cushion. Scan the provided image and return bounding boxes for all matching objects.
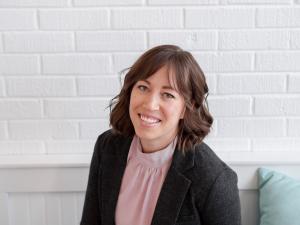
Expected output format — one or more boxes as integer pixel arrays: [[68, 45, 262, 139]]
[[258, 168, 300, 225]]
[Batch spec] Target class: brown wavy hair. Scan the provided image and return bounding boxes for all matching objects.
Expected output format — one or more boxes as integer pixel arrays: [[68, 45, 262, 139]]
[[109, 45, 213, 153]]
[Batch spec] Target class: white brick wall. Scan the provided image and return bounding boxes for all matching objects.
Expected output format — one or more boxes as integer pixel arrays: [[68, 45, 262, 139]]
[[185, 8, 255, 28], [4, 32, 74, 53], [76, 31, 146, 51], [149, 31, 217, 50], [0, 9, 37, 30], [0, 55, 40, 74], [112, 8, 183, 29], [0, 1, 300, 163], [39, 9, 110, 30], [42, 54, 111, 74], [0, 0, 70, 7]]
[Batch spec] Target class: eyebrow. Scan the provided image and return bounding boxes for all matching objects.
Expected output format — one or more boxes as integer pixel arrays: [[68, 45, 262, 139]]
[[140, 79, 176, 91]]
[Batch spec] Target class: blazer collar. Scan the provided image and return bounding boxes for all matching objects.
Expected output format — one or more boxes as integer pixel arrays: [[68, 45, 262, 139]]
[[100, 135, 195, 225]]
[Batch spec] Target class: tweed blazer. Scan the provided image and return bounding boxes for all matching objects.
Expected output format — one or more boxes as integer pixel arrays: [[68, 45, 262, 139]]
[[80, 130, 241, 225]]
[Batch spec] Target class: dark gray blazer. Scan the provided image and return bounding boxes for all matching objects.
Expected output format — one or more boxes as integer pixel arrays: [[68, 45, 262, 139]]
[[80, 130, 241, 225]]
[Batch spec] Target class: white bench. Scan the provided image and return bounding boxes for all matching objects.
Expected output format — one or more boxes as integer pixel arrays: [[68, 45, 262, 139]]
[[1, 156, 299, 225]]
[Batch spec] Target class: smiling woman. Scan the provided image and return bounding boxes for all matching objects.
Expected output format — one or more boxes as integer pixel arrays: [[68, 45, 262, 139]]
[[80, 45, 241, 225], [129, 65, 186, 153]]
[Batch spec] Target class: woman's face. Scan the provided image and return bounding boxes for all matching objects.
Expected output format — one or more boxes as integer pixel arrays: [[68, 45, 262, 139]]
[[129, 65, 186, 152]]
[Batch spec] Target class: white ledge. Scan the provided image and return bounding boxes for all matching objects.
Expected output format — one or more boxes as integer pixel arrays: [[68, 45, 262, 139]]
[[0, 154, 300, 168], [0, 155, 92, 168]]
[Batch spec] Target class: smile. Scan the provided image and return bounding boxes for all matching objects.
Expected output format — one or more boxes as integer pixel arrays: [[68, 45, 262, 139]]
[[139, 114, 161, 125]]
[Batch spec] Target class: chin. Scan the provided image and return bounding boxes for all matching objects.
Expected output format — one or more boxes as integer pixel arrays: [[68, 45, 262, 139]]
[[135, 128, 158, 139]]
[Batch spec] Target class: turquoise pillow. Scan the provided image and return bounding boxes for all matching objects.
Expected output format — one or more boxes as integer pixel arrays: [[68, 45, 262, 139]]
[[258, 168, 300, 225]]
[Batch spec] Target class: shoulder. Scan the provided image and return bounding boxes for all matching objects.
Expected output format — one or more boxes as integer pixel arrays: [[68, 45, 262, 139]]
[[185, 142, 238, 198], [93, 129, 133, 155], [191, 143, 241, 224], [193, 142, 234, 176]]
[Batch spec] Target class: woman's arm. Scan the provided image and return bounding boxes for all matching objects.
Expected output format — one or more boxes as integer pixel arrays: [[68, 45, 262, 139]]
[[200, 168, 241, 225], [80, 133, 105, 225]]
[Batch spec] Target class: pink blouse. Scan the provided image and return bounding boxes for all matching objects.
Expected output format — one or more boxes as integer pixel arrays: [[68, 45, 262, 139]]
[[115, 135, 177, 225]]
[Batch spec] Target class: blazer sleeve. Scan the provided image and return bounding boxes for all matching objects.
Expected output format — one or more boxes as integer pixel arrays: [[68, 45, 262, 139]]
[[199, 168, 241, 225], [80, 134, 105, 225]]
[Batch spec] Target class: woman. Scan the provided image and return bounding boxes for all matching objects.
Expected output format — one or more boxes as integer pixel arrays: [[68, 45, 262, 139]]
[[80, 45, 241, 225]]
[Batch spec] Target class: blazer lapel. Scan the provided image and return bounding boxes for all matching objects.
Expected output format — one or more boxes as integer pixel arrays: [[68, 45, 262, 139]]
[[100, 135, 132, 225], [151, 148, 195, 225]]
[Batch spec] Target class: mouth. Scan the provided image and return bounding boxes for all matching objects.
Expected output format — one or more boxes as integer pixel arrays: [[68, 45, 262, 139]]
[[138, 113, 161, 125]]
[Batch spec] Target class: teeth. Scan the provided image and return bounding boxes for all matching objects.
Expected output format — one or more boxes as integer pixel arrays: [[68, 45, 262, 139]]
[[140, 114, 160, 123]]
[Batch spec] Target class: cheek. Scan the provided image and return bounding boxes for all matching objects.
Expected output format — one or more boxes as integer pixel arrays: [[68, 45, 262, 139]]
[[129, 90, 141, 116], [129, 94, 135, 114], [163, 102, 184, 119], [168, 100, 186, 120]]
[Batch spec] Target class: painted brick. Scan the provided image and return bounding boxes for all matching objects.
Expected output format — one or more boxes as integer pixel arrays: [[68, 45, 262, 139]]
[[4, 32, 74, 53], [205, 74, 217, 94], [253, 139, 300, 151], [0, 34, 3, 52], [205, 138, 251, 152], [0, 121, 7, 139], [208, 96, 251, 116], [218, 118, 285, 137], [9, 121, 78, 140], [217, 151, 300, 162], [112, 53, 140, 73], [0, 55, 39, 75], [0, 78, 4, 96], [219, 30, 289, 50], [149, 0, 218, 5], [79, 120, 109, 139], [42, 54, 111, 75], [255, 96, 300, 116], [290, 31, 300, 49], [185, 8, 255, 28], [112, 8, 183, 29], [74, 0, 142, 6], [0, 100, 42, 119], [44, 99, 110, 119], [220, 0, 291, 4], [0, 141, 44, 155], [149, 31, 217, 50], [288, 119, 300, 137], [218, 74, 286, 94], [0, 9, 36, 30], [0, 1, 299, 160], [0, 0, 70, 7], [288, 74, 300, 93], [6, 77, 76, 97], [194, 52, 253, 72], [255, 52, 300, 71], [77, 76, 120, 96], [46, 140, 94, 154], [76, 31, 146, 52], [257, 8, 300, 27], [39, 9, 109, 30]]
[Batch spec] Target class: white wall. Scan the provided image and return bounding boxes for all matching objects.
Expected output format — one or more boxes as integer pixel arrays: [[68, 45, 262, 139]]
[[0, 0, 300, 164]]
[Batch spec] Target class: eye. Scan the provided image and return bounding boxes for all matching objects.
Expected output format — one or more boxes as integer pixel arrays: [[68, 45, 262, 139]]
[[163, 92, 175, 99], [137, 85, 147, 92]]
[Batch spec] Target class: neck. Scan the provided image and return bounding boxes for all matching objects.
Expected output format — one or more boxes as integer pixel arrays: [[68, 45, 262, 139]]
[[140, 134, 177, 154]]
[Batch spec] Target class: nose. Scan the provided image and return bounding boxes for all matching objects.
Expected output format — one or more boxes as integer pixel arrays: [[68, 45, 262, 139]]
[[143, 93, 160, 111]]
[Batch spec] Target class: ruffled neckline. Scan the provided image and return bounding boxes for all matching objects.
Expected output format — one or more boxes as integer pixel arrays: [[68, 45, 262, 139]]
[[127, 135, 177, 168]]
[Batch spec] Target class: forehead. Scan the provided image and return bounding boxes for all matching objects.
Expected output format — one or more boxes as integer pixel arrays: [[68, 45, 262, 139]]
[[140, 65, 178, 89]]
